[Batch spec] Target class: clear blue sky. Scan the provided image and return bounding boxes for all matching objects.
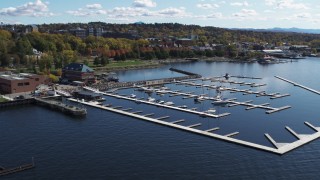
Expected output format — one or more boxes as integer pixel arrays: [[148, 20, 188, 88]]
[[1, 0, 320, 29]]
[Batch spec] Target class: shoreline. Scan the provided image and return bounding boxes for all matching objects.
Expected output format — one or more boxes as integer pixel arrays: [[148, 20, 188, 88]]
[[94, 57, 238, 73]]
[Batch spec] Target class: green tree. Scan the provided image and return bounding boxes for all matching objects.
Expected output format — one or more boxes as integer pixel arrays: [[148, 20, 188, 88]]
[[39, 54, 53, 73], [93, 57, 100, 66], [100, 56, 109, 65], [83, 59, 89, 66], [16, 37, 33, 59]]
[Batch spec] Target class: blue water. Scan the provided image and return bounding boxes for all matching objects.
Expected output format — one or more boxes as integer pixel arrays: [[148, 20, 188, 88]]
[[2, 58, 320, 179]]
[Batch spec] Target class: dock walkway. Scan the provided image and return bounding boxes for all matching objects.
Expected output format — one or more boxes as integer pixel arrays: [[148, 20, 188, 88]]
[[83, 86, 230, 118], [0, 159, 35, 177], [68, 98, 320, 155], [275, 76, 320, 95], [228, 100, 291, 114], [153, 88, 290, 114], [108, 92, 229, 118], [176, 80, 288, 99]]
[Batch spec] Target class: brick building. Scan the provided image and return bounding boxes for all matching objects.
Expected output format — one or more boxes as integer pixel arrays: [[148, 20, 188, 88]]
[[62, 63, 95, 83], [0, 72, 47, 94]]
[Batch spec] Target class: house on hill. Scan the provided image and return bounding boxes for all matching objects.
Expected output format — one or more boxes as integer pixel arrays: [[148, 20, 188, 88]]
[[25, 24, 38, 33], [62, 63, 95, 84]]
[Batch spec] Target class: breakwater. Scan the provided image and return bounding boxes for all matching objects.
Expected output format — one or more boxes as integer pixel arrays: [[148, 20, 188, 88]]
[[0, 98, 35, 108], [35, 98, 86, 116], [93, 74, 201, 91], [169, 68, 200, 76]]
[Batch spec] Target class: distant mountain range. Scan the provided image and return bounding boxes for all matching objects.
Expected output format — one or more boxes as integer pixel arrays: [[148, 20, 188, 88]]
[[230, 27, 320, 34]]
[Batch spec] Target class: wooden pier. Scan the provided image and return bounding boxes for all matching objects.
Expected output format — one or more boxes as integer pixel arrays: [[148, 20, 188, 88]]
[[0, 158, 35, 177], [275, 76, 320, 95]]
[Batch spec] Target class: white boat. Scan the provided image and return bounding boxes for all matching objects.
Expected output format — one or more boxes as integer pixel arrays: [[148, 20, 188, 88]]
[[143, 87, 155, 93], [156, 90, 166, 94], [164, 101, 174, 106], [136, 87, 145, 91], [96, 97, 106, 102], [199, 108, 216, 117], [160, 86, 170, 90], [130, 94, 136, 98], [212, 95, 229, 106], [203, 108, 216, 114], [178, 105, 188, 109], [147, 97, 156, 102], [158, 100, 165, 104], [194, 96, 205, 102]]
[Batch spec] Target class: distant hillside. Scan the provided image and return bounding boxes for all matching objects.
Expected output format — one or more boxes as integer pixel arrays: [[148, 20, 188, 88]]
[[231, 27, 320, 34]]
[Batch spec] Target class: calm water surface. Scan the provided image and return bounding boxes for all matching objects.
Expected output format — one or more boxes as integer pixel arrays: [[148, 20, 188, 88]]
[[2, 58, 320, 179]]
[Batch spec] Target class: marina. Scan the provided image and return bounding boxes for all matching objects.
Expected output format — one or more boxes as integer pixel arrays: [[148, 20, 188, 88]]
[[109, 85, 290, 114], [68, 98, 320, 155], [175, 80, 289, 99], [100, 91, 231, 118], [3, 59, 320, 179]]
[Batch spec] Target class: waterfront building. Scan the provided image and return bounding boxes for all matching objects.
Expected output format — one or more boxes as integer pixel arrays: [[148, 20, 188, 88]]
[[0, 72, 47, 94], [62, 63, 95, 84]]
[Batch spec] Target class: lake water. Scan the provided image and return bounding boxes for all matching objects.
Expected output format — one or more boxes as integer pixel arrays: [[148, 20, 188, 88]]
[[2, 58, 320, 179]]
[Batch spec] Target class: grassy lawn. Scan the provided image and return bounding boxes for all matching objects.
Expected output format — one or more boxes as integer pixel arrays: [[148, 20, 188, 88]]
[[0, 97, 8, 103], [91, 60, 157, 69], [108, 60, 151, 68]]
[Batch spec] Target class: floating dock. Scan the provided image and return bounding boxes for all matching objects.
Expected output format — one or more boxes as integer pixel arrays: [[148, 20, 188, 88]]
[[228, 100, 291, 114], [85, 88, 231, 118], [35, 98, 87, 116], [153, 87, 290, 114], [275, 76, 320, 95], [68, 98, 320, 155], [0, 158, 35, 177], [176, 80, 289, 99]]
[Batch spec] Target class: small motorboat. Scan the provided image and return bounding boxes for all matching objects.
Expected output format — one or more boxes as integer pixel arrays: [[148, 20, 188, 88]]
[[194, 96, 205, 102], [224, 73, 230, 79], [147, 97, 156, 102], [200, 108, 216, 117], [178, 105, 188, 109], [130, 94, 136, 98], [164, 101, 174, 106], [212, 96, 229, 106], [203, 108, 216, 114], [212, 100, 229, 106]]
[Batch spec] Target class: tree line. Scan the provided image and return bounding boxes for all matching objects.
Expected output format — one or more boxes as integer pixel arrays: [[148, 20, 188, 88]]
[[2, 22, 320, 73]]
